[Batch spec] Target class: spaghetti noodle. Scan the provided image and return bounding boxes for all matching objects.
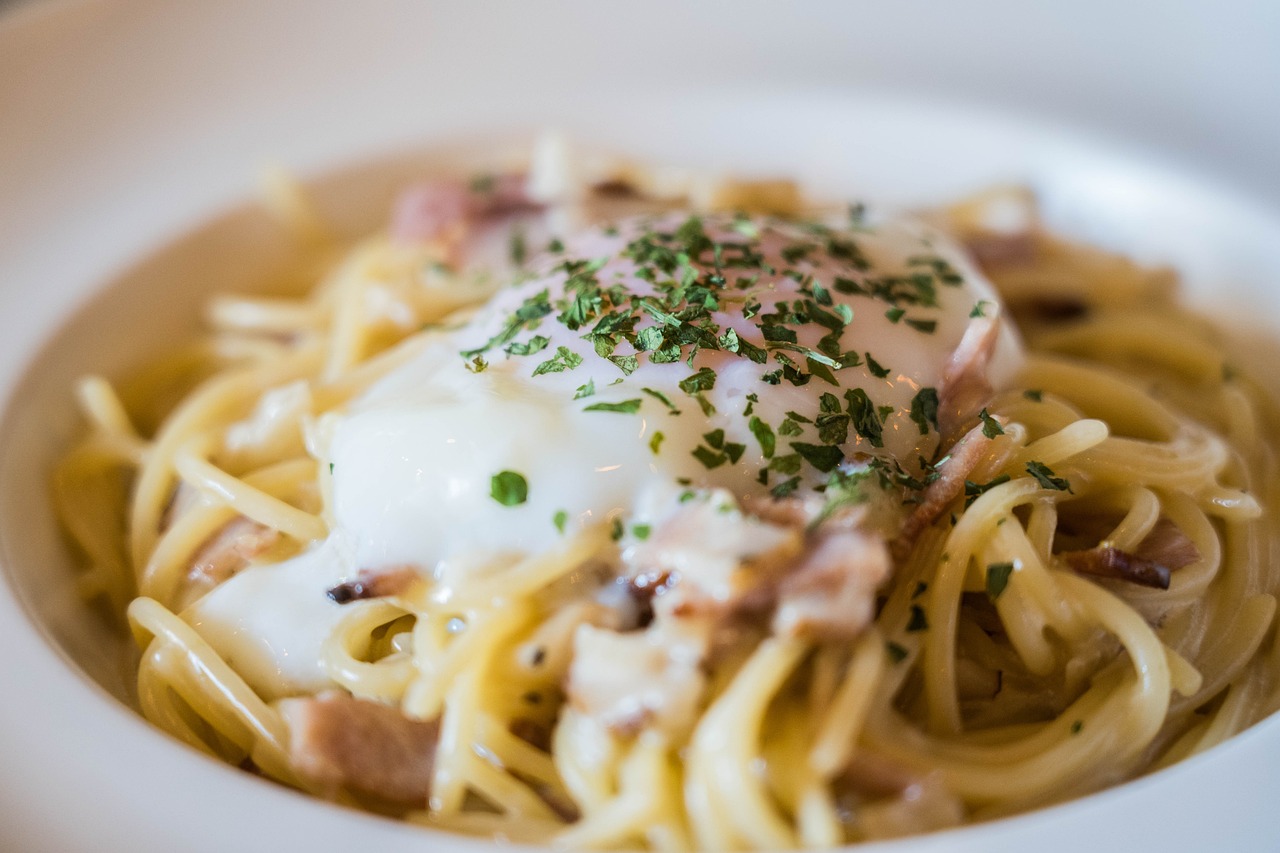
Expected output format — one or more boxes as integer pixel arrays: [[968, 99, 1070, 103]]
[[54, 149, 1280, 848]]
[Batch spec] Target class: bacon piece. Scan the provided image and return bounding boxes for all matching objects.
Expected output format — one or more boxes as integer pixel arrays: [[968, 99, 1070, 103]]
[[1062, 547, 1169, 589], [188, 517, 279, 590], [772, 530, 891, 641], [938, 314, 1001, 443], [891, 423, 1000, 561], [325, 565, 420, 604], [278, 691, 438, 805], [1060, 519, 1199, 590], [565, 623, 706, 737], [390, 173, 538, 244], [626, 495, 803, 619], [1134, 518, 1200, 571]]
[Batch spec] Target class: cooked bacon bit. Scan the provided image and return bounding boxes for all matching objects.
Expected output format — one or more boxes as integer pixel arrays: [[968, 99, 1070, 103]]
[[772, 530, 891, 641], [1135, 519, 1200, 571], [1061, 519, 1198, 590], [1061, 546, 1172, 590], [326, 566, 419, 604], [278, 691, 438, 805], [963, 231, 1037, 268], [565, 623, 706, 737], [188, 517, 279, 589], [938, 314, 1002, 443], [391, 173, 539, 244], [626, 497, 803, 619], [891, 423, 999, 562]]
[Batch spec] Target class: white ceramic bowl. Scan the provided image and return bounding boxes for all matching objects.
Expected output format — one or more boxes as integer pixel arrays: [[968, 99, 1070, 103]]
[[2, 3, 1279, 851]]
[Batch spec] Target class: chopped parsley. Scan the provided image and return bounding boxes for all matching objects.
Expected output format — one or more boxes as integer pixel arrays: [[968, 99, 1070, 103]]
[[1026, 460, 1072, 492], [909, 387, 939, 436], [748, 416, 776, 458], [490, 471, 529, 507], [885, 641, 909, 664], [553, 510, 569, 534], [906, 605, 929, 633], [986, 562, 1015, 600], [978, 408, 1005, 439], [583, 399, 643, 414], [532, 345, 583, 376], [649, 431, 665, 454]]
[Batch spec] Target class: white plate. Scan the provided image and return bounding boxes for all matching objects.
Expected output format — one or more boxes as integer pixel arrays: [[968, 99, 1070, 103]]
[[2, 2, 1279, 851]]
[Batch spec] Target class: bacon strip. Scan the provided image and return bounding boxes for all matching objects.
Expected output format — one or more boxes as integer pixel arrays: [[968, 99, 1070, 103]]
[[772, 530, 891, 641], [1061, 519, 1198, 590], [279, 691, 438, 805], [188, 517, 279, 590], [938, 315, 1001, 443], [891, 422, 1002, 561], [1061, 547, 1171, 589]]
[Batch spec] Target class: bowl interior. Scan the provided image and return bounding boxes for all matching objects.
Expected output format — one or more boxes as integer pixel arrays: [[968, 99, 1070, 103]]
[[4, 102, 1280, 850]]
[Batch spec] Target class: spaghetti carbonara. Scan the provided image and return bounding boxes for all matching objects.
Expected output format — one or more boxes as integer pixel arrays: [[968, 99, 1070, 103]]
[[54, 142, 1280, 848]]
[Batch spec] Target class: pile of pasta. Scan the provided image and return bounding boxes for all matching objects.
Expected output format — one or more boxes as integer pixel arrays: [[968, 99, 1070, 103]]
[[55, 174, 1280, 849]]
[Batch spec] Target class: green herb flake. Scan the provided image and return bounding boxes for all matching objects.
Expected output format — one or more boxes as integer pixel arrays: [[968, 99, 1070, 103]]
[[649, 430, 665, 455], [906, 605, 929, 633], [490, 471, 529, 507], [583, 399, 643, 414], [504, 335, 550, 357], [692, 445, 728, 469], [532, 346, 583, 376], [978, 408, 1005, 439], [885, 307, 906, 323], [904, 317, 937, 334], [970, 300, 990, 318], [465, 355, 489, 373], [1070, 720, 1084, 735], [885, 641, 909, 664], [986, 561, 1015, 600], [641, 387, 680, 413], [573, 379, 596, 400], [610, 517, 625, 541], [553, 509, 569, 534], [678, 367, 717, 396], [791, 442, 844, 473], [632, 523, 652, 541], [844, 388, 884, 448], [865, 353, 890, 378], [1026, 460, 1072, 492], [909, 387, 940, 436], [1023, 389, 1044, 402], [770, 476, 801, 498], [748, 416, 776, 458]]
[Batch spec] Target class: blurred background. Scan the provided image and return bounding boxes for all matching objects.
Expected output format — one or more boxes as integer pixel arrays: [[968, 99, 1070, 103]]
[[2, 0, 1278, 204]]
